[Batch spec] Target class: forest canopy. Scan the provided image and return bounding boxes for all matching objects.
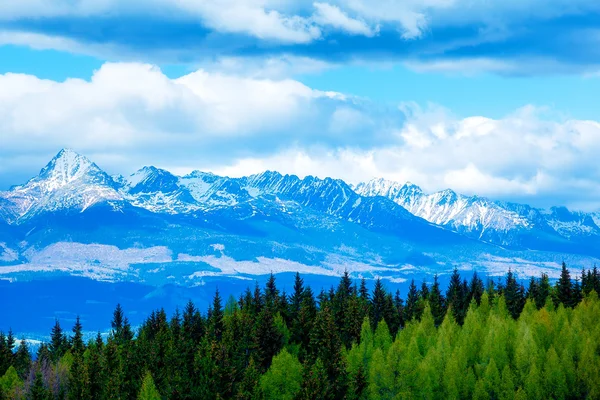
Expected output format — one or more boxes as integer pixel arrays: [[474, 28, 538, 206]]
[[1, 263, 599, 399]]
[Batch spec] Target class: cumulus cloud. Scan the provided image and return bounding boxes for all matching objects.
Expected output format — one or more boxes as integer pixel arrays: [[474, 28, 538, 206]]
[[2, 62, 600, 210]]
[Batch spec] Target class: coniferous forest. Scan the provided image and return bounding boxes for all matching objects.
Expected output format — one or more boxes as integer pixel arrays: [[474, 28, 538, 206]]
[[1, 263, 600, 399]]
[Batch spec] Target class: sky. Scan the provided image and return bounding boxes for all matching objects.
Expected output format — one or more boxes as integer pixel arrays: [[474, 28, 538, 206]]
[[1, 0, 600, 210]]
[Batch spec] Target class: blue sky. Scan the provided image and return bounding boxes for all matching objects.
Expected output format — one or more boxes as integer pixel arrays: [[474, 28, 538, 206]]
[[1, 0, 600, 210]]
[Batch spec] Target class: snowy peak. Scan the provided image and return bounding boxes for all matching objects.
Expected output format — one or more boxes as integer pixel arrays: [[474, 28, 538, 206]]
[[36, 148, 112, 188], [355, 177, 532, 242], [127, 166, 180, 194], [0, 149, 122, 222]]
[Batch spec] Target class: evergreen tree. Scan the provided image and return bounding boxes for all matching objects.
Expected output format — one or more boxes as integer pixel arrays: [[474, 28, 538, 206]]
[[253, 304, 284, 371], [556, 262, 573, 308], [429, 274, 445, 327], [49, 319, 67, 362], [504, 269, 525, 319], [297, 359, 332, 400], [290, 272, 304, 322], [209, 289, 225, 341], [420, 281, 430, 301], [309, 306, 347, 398], [469, 271, 485, 305], [138, 371, 161, 400], [370, 278, 387, 331], [13, 339, 31, 380], [404, 279, 421, 323], [358, 279, 369, 301], [30, 370, 50, 400], [536, 273, 551, 309], [447, 268, 467, 325]]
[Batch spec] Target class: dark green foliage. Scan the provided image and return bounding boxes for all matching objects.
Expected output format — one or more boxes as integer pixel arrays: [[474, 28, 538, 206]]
[[404, 279, 421, 323], [2, 263, 597, 400], [504, 269, 525, 319], [13, 339, 31, 379], [30, 370, 51, 400], [429, 275, 446, 326], [469, 271, 485, 305], [446, 268, 467, 325], [556, 261, 573, 307], [49, 320, 68, 362]]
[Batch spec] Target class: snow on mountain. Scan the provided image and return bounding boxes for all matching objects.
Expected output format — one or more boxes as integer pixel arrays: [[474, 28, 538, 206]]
[[354, 178, 530, 237], [0, 149, 122, 223], [180, 171, 252, 207], [354, 178, 600, 246], [121, 166, 200, 214]]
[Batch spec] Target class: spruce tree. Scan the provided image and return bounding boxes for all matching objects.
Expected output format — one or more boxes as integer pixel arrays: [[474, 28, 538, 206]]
[[469, 271, 485, 305], [429, 274, 445, 327], [297, 359, 332, 400], [309, 306, 347, 398], [370, 278, 387, 330], [13, 339, 31, 380], [446, 268, 467, 325], [556, 262, 573, 307], [536, 273, 551, 309], [504, 269, 524, 319], [404, 279, 420, 323], [49, 319, 67, 362], [209, 289, 224, 341], [30, 370, 50, 400]]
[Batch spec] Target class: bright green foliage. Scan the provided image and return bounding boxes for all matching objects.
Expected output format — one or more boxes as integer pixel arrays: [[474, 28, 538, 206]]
[[0, 366, 22, 397], [260, 349, 302, 400], [138, 371, 161, 400], [6, 265, 600, 400]]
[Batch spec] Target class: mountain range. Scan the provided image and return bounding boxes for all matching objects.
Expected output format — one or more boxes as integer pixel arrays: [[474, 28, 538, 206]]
[[1, 149, 598, 287]]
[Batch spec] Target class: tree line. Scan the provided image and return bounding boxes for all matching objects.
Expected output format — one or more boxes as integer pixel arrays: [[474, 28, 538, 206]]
[[0, 262, 599, 399]]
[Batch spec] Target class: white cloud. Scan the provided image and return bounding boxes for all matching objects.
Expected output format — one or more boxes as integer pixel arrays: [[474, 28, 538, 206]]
[[2, 62, 600, 211], [313, 2, 375, 37]]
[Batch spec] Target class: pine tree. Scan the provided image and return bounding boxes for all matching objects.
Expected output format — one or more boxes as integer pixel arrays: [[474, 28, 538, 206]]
[[573, 277, 583, 306], [447, 268, 467, 325], [429, 274, 445, 326], [420, 281, 430, 301], [13, 339, 31, 379], [264, 273, 279, 308], [536, 273, 551, 309], [404, 279, 420, 323], [370, 278, 387, 330], [297, 359, 332, 400], [290, 272, 304, 322], [85, 334, 104, 400], [111, 304, 134, 345], [30, 370, 50, 400], [469, 271, 485, 305], [504, 269, 524, 319], [69, 317, 88, 400], [49, 319, 67, 362], [253, 304, 284, 371], [138, 371, 161, 400], [209, 289, 225, 341], [556, 262, 573, 308], [309, 306, 347, 398]]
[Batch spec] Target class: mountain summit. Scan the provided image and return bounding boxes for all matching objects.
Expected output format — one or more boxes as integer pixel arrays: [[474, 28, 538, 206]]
[[0, 149, 122, 222], [0, 150, 599, 285]]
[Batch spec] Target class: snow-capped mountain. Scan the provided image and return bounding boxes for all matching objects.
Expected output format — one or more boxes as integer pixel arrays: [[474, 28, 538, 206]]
[[0, 149, 123, 223], [1, 149, 599, 289], [353, 178, 600, 249]]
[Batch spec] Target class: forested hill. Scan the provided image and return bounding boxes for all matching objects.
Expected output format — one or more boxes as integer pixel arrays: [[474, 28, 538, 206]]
[[1, 264, 600, 399]]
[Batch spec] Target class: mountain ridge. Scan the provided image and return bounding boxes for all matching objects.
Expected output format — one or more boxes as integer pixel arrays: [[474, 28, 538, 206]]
[[1, 149, 599, 287]]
